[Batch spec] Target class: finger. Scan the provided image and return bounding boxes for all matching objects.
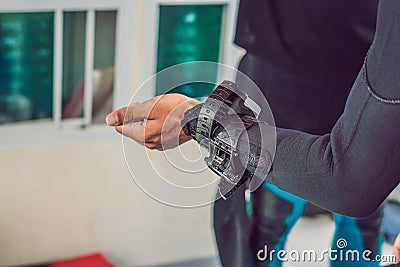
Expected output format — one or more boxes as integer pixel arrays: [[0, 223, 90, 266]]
[[144, 143, 161, 151], [115, 121, 146, 143], [106, 107, 126, 126]]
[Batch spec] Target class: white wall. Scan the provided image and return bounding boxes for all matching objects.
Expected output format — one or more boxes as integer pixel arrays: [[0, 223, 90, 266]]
[[0, 130, 218, 266], [0, 1, 242, 265]]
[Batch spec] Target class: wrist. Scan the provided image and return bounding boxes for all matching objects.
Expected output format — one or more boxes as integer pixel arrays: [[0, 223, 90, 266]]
[[181, 103, 203, 138]]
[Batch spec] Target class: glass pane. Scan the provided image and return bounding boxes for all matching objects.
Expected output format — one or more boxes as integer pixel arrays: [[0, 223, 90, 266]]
[[92, 11, 116, 124], [62, 11, 117, 123], [156, 5, 224, 98], [62, 12, 86, 119], [0, 12, 54, 124]]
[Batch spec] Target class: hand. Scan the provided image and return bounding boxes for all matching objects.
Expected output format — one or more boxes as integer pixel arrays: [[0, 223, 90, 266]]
[[393, 233, 400, 264], [106, 94, 200, 150]]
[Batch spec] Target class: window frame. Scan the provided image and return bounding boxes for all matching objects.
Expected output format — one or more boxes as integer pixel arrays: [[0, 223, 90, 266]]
[[0, 0, 137, 128], [0, 0, 240, 150]]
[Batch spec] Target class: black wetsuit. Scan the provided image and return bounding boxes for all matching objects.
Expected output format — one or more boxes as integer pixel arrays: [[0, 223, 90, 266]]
[[184, 0, 400, 215], [264, 0, 400, 217], [214, 1, 384, 267], [183, 0, 399, 266]]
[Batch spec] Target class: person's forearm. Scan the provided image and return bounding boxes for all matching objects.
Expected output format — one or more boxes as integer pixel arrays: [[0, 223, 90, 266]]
[[266, 0, 400, 217], [182, 0, 400, 216]]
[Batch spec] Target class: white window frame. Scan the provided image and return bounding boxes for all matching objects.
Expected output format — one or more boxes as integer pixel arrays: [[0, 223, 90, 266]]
[[0, 0, 138, 149], [0, 0, 241, 150], [0, 0, 138, 124]]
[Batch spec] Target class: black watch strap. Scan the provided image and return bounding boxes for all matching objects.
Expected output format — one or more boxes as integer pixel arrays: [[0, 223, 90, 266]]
[[181, 103, 202, 137]]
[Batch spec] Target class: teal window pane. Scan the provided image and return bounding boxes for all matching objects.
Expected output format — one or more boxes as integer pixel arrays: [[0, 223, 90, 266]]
[[94, 11, 116, 70], [0, 12, 54, 124], [156, 5, 224, 98]]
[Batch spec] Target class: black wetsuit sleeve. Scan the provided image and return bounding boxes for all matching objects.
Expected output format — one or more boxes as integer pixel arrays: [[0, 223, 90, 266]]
[[265, 0, 400, 217], [181, 0, 399, 217]]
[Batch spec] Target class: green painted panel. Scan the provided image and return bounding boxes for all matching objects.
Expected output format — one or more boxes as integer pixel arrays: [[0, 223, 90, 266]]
[[0, 12, 54, 123], [156, 5, 224, 98]]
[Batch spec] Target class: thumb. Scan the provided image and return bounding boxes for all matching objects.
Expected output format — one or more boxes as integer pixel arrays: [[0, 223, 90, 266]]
[[106, 107, 127, 126]]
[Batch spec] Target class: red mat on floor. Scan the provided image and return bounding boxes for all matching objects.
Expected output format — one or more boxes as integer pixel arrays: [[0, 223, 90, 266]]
[[52, 253, 115, 267]]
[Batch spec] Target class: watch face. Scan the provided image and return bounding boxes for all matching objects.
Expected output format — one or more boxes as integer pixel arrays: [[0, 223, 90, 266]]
[[196, 80, 268, 198]]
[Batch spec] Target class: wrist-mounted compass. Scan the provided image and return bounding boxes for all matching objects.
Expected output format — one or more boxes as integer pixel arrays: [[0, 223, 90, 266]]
[[183, 80, 262, 199]]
